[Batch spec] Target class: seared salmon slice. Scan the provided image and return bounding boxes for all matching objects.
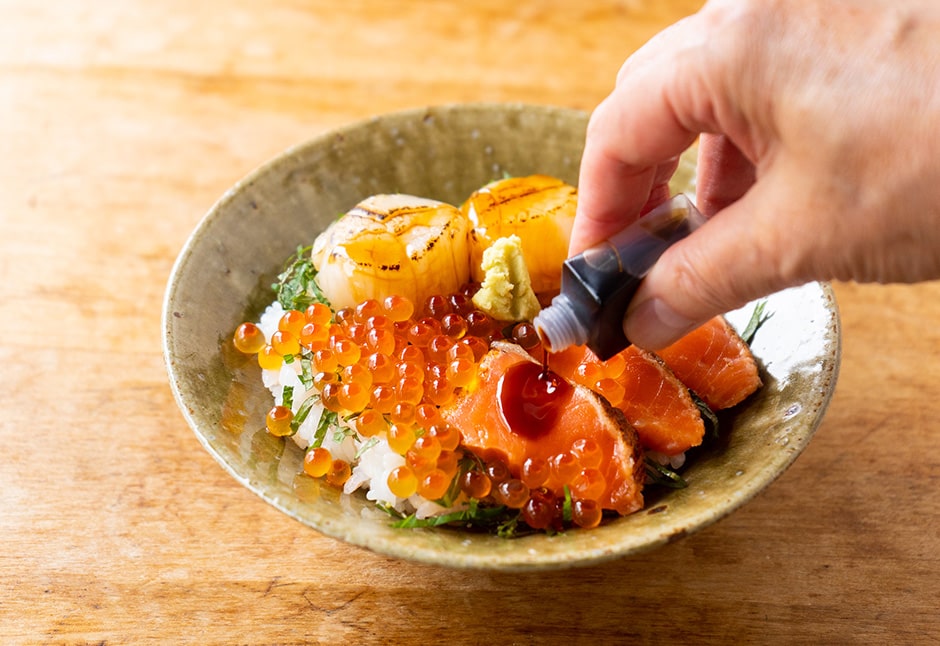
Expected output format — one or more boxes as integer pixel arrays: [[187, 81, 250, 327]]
[[441, 343, 645, 515], [549, 345, 706, 456], [655, 316, 762, 410]]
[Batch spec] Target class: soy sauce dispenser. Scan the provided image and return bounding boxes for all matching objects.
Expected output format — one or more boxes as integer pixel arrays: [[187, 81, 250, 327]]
[[533, 194, 705, 360]]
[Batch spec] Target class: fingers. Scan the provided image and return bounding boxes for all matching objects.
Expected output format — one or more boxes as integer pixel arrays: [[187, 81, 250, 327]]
[[696, 134, 756, 216], [623, 176, 801, 350], [570, 17, 710, 255], [585, 0, 940, 349], [572, 1, 790, 349], [570, 110, 680, 254]]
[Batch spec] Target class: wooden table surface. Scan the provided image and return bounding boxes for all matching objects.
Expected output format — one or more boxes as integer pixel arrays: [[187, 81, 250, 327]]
[[3, 1, 939, 643]]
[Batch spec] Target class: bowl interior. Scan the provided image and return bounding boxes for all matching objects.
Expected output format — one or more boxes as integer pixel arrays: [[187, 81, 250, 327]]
[[163, 103, 840, 570]]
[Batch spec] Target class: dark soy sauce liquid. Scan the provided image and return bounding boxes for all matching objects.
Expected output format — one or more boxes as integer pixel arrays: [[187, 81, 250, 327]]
[[498, 353, 572, 439]]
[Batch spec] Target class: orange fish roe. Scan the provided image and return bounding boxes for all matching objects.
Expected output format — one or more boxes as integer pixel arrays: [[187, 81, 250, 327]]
[[441, 313, 468, 339], [303, 447, 332, 478], [521, 489, 555, 529], [356, 409, 387, 437], [427, 423, 460, 452], [389, 402, 416, 426], [521, 457, 550, 488], [414, 403, 441, 430], [495, 479, 530, 509], [313, 348, 338, 373], [257, 345, 283, 370], [387, 423, 417, 455], [387, 465, 418, 498], [436, 449, 460, 475], [571, 499, 603, 529], [416, 468, 451, 500], [325, 459, 352, 487], [337, 382, 370, 413], [411, 435, 442, 462], [232, 288, 646, 531], [265, 405, 293, 437], [406, 448, 438, 475], [370, 384, 396, 414], [278, 309, 306, 337], [270, 330, 300, 357], [305, 302, 332, 325], [233, 322, 266, 354], [459, 469, 491, 499], [382, 294, 414, 322], [571, 438, 603, 469], [300, 322, 329, 348]]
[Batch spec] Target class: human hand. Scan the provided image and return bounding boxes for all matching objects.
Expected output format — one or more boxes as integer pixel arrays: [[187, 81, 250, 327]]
[[572, 0, 940, 350]]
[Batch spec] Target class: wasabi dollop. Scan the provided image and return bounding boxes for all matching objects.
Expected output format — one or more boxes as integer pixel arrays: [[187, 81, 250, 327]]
[[471, 235, 541, 322]]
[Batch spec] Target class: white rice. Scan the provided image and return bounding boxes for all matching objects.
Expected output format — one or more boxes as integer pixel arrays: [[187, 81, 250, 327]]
[[646, 450, 686, 470]]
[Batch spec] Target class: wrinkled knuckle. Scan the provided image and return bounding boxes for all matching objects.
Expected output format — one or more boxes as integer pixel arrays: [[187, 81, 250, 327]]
[[756, 216, 814, 287], [666, 242, 736, 318]]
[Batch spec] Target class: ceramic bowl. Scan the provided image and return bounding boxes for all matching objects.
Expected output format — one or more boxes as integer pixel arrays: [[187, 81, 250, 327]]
[[163, 103, 841, 571]]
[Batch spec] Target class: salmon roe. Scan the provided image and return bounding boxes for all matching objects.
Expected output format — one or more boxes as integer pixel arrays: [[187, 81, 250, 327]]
[[325, 459, 352, 487], [278, 309, 306, 336], [257, 345, 282, 370], [388, 465, 418, 498], [305, 302, 332, 325], [304, 447, 332, 478], [233, 322, 266, 354], [265, 405, 293, 437], [233, 289, 620, 532]]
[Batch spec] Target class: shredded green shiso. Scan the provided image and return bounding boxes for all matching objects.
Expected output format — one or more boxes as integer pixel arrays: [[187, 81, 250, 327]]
[[740, 300, 771, 345], [273, 245, 330, 311], [645, 458, 689, 489]]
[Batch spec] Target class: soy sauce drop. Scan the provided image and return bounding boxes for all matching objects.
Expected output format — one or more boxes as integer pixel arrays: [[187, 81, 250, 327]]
[[498, 358, 573, 440]]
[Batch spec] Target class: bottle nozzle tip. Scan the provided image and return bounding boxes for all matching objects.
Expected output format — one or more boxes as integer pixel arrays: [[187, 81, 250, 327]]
[[533, 296, 589, 353]]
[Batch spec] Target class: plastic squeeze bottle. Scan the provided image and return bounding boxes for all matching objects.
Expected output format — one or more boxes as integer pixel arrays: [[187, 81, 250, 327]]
[[533, 194, 706, 360]]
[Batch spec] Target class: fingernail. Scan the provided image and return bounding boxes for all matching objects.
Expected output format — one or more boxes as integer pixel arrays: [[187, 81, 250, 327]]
[[624, 297, 697, 350]]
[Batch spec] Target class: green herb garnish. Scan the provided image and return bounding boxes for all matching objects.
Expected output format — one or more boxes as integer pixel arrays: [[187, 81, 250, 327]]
[[692, 391, 720, 440], [310, 409, 339, 449], [436, 464, 465, 508], [273, 245, 329, 311], [290, 395, 319, 435], [645, 457, 689, 489], [282, 385, 294, 410], [389, 499, 512, 529], [562, 485, 573, 523], [496, 514, 521, 539], [299, 357, 314, 390], [355, 436, 380, 460], [740, 300, 771, 345], [332, 422, 356, 445]]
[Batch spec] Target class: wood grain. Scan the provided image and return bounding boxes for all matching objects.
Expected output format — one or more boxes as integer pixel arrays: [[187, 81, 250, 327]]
[[2, 1, 938, 643]]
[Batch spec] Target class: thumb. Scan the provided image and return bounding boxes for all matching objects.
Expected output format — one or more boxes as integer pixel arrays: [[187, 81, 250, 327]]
[[623, 178, 808, 350]]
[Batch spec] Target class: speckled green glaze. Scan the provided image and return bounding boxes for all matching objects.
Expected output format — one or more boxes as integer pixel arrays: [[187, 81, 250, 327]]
[[162, 103, 841, 571]]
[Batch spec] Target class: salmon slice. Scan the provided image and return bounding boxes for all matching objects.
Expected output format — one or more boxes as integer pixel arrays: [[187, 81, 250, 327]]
[[655, 316, 762, 410], [441, 343, 645, 515], [550, 345, 706, 456]]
